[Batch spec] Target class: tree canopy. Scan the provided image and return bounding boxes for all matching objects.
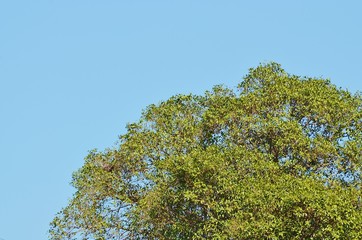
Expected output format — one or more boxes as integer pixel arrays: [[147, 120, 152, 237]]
[[50, 63, 362, 239]]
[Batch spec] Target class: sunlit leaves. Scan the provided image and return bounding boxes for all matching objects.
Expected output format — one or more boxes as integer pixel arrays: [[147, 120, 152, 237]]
[[50, 63, 362, 239]]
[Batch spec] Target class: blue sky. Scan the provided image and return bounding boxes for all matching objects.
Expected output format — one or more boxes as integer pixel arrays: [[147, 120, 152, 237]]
[[0, 1, 361, 239]]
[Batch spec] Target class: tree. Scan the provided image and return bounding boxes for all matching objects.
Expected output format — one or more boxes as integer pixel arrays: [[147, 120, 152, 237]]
[[50, 63, 362, 239]]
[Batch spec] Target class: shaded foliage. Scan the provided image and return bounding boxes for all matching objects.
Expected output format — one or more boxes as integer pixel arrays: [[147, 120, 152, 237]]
[[50, 63, 362, 239]]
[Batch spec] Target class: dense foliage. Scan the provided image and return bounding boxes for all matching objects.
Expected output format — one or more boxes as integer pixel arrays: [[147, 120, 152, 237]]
[[50, 63, 362, 239]]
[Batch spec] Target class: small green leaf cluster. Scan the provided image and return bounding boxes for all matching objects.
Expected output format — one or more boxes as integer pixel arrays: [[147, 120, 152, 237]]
[[50, 63, 362, 239]]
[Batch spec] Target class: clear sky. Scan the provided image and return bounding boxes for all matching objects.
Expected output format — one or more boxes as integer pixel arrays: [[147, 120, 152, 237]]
[[0, 1, 361, 239]]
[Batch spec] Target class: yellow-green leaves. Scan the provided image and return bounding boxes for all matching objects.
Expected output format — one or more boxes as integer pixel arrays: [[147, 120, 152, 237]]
[[50, 63, 362, 239]]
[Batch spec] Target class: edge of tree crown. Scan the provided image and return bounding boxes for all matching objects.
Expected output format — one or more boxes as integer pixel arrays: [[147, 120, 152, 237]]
[[50, 62, 362, 240]]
